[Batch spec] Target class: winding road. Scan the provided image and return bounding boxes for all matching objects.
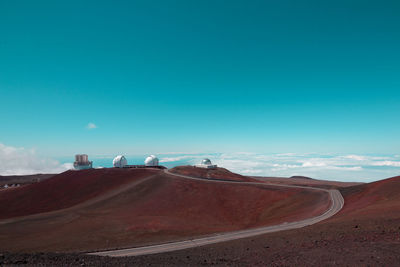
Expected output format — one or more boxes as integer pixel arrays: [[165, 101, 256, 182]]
[[89, 169, 344, 257]]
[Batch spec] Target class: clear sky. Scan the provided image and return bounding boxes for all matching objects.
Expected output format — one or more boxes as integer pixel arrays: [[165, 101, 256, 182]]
[[1, 0, 399, 158]]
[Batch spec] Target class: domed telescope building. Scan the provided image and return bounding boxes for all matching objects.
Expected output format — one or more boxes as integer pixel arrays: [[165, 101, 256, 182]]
[[145, 155, 159, 166], [73, 154, 93, 170], [196, 158, 217, 169], [111, 154, 165, 169], [113, 155, 128, 168]]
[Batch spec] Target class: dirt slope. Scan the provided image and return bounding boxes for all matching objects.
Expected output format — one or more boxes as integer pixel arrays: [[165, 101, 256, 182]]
[[0, 169, 329, 253], [336, 175, 400, 219], [79, 174, 400, 266], [253, 176, 362, 189], [2, 174, 400, 266], [0, 168, 158, 219], [170, 166, 257, 182]]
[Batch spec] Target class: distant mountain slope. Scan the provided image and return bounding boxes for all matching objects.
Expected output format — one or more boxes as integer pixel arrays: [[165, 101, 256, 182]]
[[169, 166, 257, 182], [338, 175, 400, 219], [253, 176, 362, 189], [290, 175, 313, 180]]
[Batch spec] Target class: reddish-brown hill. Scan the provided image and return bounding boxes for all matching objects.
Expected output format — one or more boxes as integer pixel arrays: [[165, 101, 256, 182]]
[[253, 176, 362, 189], [0, 168, 159, 219], [170, 166, 257, 182], [115, 175, 400, 266], [336, 175, 400, 219], [0, 168, 329, 252], [3, 174, 400, 266]]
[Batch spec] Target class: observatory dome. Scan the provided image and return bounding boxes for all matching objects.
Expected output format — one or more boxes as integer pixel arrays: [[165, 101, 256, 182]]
[[196, 158, 217, 169], [113, 155, 128, 168], [201, 158, 212, 165], [145, 155, 159, 166]]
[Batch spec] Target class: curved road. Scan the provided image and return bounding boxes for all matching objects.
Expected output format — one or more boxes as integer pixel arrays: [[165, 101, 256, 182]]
[[89, 169, 344, 257]]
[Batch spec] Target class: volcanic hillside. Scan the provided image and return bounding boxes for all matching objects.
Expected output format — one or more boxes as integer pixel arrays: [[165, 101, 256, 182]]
[[335, 175, 400, 220], [0, 168, 158, 220], [122, 176, 400, 267], [0, 167, 330, 253], [253, 176, 362, 189], [170, 165, 257, 182], [109, 175, 400, 266]]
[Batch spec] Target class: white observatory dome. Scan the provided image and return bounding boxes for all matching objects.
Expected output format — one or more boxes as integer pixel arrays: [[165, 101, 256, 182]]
[[145, 155, 159, 166], [201, 158, 212, 165], [196, 158, 217, 169], [113, 155, 128, 168]]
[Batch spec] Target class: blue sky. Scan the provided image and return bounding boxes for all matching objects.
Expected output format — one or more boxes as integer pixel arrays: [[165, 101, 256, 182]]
[[0, 1, 400, 179]]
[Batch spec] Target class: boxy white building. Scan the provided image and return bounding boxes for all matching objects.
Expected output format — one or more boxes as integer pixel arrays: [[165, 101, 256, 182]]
[[73, 154, 93, 170]]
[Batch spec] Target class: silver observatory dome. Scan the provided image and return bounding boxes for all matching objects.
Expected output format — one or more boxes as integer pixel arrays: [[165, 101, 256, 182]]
[[201, 158, 212, 165], [144, 155, 159, 166], [113, 155, 128, 168]]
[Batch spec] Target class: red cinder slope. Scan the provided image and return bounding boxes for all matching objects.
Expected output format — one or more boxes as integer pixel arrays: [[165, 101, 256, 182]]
[[0, 170, 330, 252], [337, 175, 400, 219], [254, 176, 362, 189], [0, 168, 160, 219], [170, 166, 257, 182]]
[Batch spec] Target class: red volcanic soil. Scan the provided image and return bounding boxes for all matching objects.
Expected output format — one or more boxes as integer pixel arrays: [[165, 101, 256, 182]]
[[0, 168, 159, 220], [254, 176, 362, 189], [115, 175, 400, 266], [335, 175, 400, 219], [0, 169, 329, 253], [170, 165, 257, 182], [2, 174, 400, 266]]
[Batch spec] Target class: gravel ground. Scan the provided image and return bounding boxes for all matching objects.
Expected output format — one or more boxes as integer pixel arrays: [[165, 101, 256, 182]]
[[2, 216, 400, 266]]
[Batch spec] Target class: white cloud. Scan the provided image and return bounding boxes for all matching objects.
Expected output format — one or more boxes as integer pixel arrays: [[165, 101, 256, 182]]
[[86, 122, 97, 129], [342, 155, 366, 161], [301, 161, 327, 167], [159, 154, 218, 163], [0, 143, 72, 175], [370, 161, 400, 167], [160, 156, 194, 163]]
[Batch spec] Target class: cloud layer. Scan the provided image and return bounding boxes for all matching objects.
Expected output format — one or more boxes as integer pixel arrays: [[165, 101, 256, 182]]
[[1, 142, 399, 183], [0, 143, 72, 175], [159, 153, 400, 182]]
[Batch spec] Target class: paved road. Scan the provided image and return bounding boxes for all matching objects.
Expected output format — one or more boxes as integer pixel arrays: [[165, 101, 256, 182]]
[[89, 169, 344, 257]]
